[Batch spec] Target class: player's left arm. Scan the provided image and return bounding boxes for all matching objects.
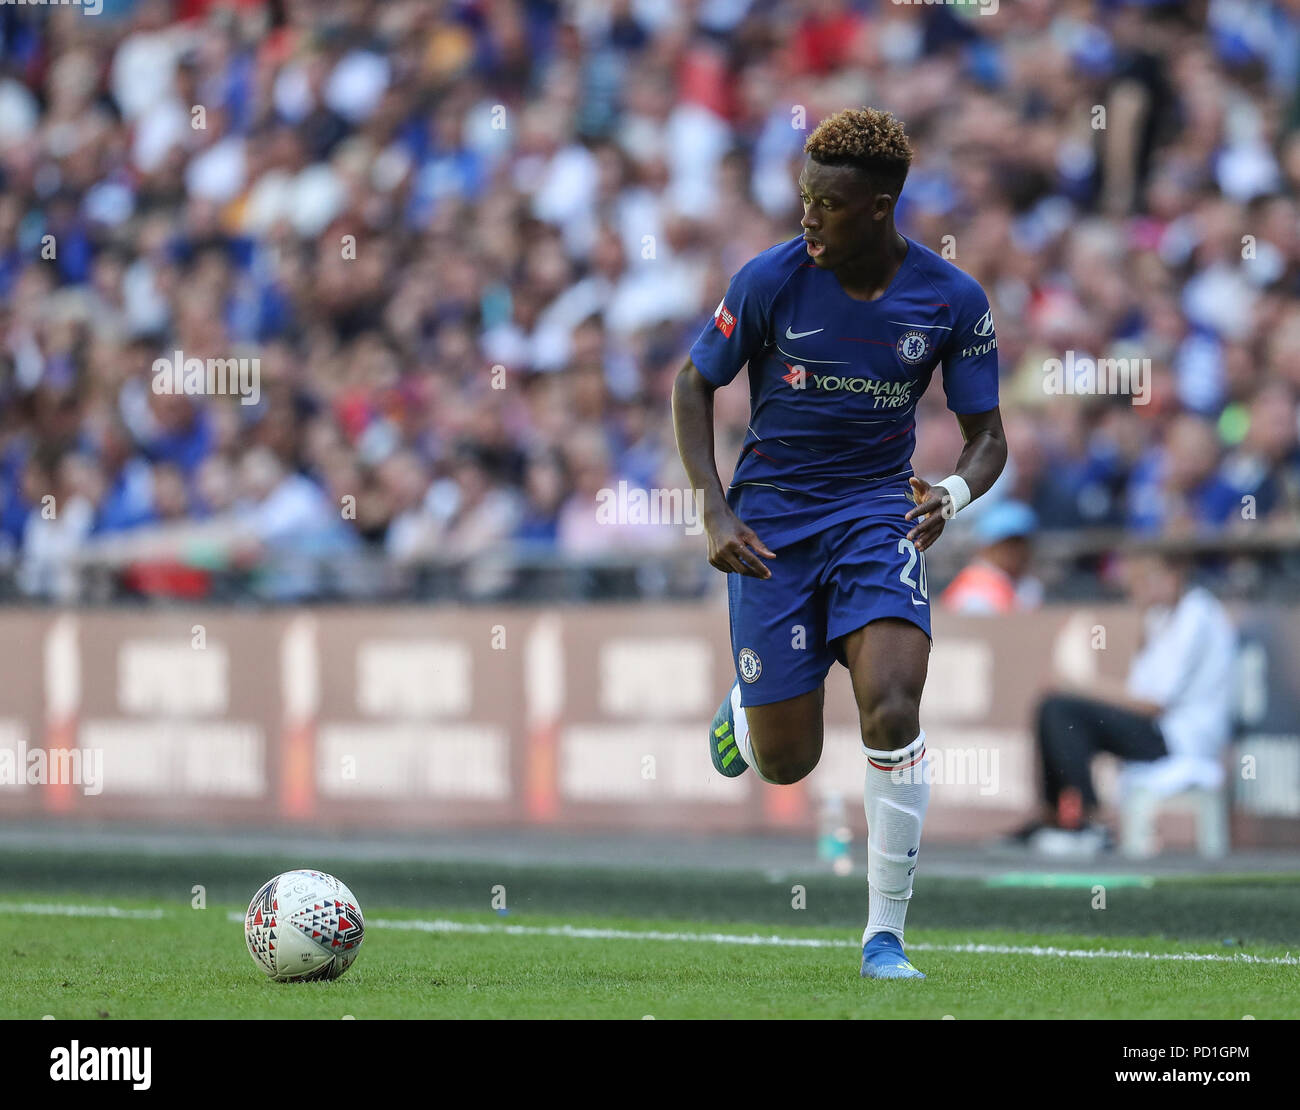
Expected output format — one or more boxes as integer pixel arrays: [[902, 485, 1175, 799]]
[[905, 406, 1007, 553], [907, 281, 1007, 552]]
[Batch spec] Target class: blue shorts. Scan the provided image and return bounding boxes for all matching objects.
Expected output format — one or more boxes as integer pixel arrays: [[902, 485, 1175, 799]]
[[727, 490, 933, 707]]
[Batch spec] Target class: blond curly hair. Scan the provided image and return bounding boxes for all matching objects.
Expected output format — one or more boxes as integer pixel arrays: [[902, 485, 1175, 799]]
[[804, 107, 913, 196]]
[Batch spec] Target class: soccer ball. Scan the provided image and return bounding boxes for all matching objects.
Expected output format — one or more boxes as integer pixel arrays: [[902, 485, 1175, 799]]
[[244, 869, 365, 982]]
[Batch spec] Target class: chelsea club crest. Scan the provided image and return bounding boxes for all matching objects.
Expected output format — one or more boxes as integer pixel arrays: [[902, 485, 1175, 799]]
[[896, 330, 930, 365]]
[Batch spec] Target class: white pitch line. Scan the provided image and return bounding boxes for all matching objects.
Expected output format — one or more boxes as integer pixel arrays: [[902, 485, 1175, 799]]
[[21, 905, 1297, 967], [0, 901, 166, 920], [368, 917, 1300, 967], [907, 940, 1299, 966], [374, 917, 851, 948]]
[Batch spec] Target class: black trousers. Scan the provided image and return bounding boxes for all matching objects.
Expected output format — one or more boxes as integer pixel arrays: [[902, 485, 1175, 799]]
[[1035, 694, 1168, 817]]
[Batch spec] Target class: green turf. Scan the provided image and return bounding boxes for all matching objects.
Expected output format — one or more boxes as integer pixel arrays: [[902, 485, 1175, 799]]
[[3, 848, 1298, 1018], [3, 896, 1296, 1020], [5, 849, 1300, 941]]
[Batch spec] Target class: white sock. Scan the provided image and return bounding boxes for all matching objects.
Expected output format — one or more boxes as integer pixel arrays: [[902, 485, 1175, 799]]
[[862, 731, 929, 944], [730, 683, 777, 784]]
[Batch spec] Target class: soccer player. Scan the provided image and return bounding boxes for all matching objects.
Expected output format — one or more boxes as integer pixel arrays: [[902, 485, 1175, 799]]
[[672, 108, 1007, 980]]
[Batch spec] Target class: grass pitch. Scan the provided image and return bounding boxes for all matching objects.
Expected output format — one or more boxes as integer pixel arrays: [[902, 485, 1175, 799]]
[[4, 900, 1297, 1020], [2, 850, 1297, 1019]]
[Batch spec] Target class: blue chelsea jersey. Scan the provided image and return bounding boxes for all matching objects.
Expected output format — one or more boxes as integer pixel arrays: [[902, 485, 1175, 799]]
[[689, 234, 1000, 545]]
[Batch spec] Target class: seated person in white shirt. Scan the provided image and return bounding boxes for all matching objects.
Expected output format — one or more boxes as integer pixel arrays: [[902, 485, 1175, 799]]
[[1009, 551, 1237, 852]]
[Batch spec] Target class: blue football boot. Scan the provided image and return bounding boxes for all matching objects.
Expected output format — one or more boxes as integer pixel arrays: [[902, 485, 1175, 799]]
[[860, 932, 926, 980]]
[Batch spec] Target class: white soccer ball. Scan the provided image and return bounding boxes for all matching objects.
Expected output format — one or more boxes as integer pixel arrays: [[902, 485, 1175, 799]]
[[244, 869, 365, 982]]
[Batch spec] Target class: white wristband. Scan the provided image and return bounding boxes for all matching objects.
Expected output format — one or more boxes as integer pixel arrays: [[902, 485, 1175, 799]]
[[936, 474, 971, 516]]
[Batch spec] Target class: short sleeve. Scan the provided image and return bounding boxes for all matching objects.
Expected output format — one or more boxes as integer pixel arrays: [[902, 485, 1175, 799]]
[[939, 283, 1000, 414], [688, 260, 772, 387]]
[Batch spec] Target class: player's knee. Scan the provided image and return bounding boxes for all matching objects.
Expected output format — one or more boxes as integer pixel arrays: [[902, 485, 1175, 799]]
[[750, 737, 819, 784], [757, 750, 819, 784], [859, 691, 920, 753]]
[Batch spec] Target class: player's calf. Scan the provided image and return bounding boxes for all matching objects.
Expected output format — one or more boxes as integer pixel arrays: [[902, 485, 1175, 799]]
[[840, 621, 932, 981], [859, 730, 930, 980]]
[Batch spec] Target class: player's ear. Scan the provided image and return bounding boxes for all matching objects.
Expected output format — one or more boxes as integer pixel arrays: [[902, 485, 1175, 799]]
[[873, 192, 895, 221]]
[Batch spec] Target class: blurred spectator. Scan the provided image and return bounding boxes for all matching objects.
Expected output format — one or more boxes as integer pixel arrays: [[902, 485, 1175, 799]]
[[432, 448, 523, 561], [0, 0, 1296, 600], [236, 446, 358, 600], [515, 450, 566, 547], [1009, 551, 1237, 856], [940, 501, 1043, 614], [18, 453, 96, 600], [1203, 383, 1300, 529], [1126, 414, 1224, 534]]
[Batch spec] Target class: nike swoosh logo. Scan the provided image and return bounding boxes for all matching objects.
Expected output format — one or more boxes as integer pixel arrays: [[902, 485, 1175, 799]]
[[784, 326, 823, 340], [910, 596, 928, 607], [907, 847, 918, 857]]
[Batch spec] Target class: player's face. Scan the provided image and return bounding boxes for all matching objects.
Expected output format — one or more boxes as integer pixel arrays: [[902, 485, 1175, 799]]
[[797, 159, 890, 270]]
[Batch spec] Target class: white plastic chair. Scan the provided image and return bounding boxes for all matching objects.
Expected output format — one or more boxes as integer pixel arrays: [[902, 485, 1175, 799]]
[[1118, 756, 1229, 859]]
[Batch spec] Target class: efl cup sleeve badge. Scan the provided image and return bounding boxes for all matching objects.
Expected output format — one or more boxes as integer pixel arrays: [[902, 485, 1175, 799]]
[[896, 330, 931, 365], [714, 298, 737, 339], [738, 647, 762, 683]]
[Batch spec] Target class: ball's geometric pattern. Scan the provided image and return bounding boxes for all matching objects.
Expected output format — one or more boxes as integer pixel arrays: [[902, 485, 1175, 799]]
[[244, 870, 365, 982], [244, 877, 279, 978]]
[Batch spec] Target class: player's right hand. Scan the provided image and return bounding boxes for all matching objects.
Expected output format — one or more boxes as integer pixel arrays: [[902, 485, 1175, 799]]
[[704, 509, 776, 579]]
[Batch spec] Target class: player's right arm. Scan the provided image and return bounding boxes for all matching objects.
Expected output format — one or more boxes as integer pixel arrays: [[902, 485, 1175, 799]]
[[672, 359, 775, 579], [676, 255, 787, 578]]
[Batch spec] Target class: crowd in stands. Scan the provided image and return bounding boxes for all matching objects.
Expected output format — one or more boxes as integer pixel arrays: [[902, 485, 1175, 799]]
[[1, 0, 1298, 599]]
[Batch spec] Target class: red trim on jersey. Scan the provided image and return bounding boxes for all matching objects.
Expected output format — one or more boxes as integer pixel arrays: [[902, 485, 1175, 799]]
[[881, 421, 915, 443]]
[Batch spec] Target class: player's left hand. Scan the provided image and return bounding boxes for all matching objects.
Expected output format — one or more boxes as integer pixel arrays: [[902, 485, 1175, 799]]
[[905, 476, 953, 553]]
